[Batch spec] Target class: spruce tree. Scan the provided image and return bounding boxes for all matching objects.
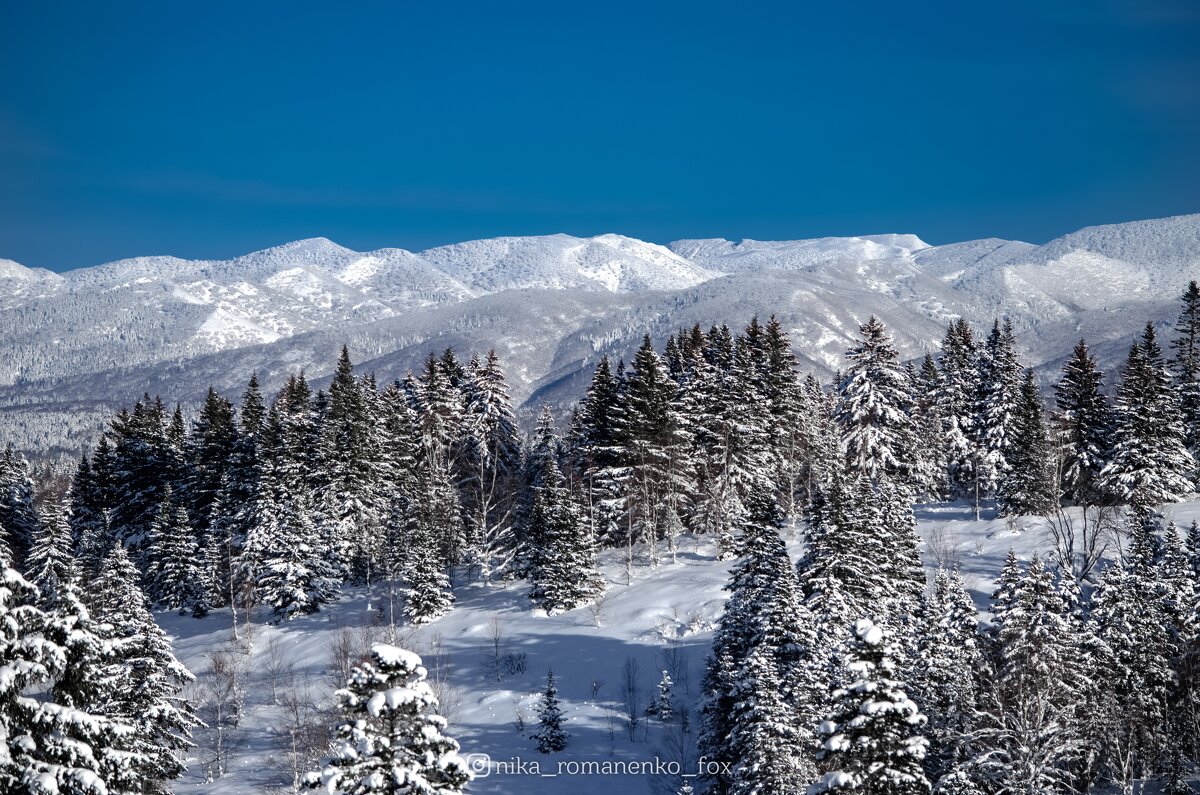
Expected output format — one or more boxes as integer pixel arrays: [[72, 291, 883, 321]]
[[147, 490, 208, 616], [1000, 369, 1055, 515], [1100, 323, 1195, 506], [727, 643, 808, 795], [91, 543, 199, 789], [1171, 280, 1200, 456], [810, 619, 930, 795], [304, 644, 470, 793], [532, 669, 569, 753], [27, 500, 77, 597], [0, 444, 40, 568], [527, 458, 604, 614], [1053, 339, 1112, 504], [648, 669, 675, 722], [459, 350, 522, 582], [917, 568, 982, 781], [936, 320, 981, 499], [835, 316, 915, 483]]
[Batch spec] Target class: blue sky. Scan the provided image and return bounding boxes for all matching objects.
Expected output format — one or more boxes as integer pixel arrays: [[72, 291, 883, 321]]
[[2, 1, 1198, 271]]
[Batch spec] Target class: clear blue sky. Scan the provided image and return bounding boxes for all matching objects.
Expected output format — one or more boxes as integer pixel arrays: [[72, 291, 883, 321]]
[[2, 1, 1198, 271]]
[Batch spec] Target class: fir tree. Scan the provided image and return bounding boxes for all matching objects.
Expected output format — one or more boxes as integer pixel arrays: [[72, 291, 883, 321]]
[[305, 644, 470, 793], [647, 669, 675, 722], [1100, 323, 1195, 506], [810, 619, 930, 795], [532, 669, 569, 753], [973, 319, 1023, 502], [91, 543, 199, 790], [728, 643, 808, 795], [147, 490, 209, 617], [999, 369, 1055, 515], [0, 444, 41, 568], [1171, 280, 1200, 456], [1053, 339, 1112, 505], [27, 499, 77, 597], [917, 568, 983, 781], [835, 317, 915, 483], [459, 350, 522, 583], [936, 320, 981, 499], [527, 458, 604, 614]]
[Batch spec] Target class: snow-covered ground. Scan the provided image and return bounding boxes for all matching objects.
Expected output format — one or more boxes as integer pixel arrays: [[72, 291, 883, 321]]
[[162, 498, 1200, 794]]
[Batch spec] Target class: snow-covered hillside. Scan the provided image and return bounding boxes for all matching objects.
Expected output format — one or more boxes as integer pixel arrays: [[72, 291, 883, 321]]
[[164, 497, 1200, 794], [1, 214, 1198, 456]]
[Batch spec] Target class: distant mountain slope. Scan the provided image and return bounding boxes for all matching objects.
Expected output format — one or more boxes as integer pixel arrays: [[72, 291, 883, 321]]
[[1, 214, 1197, 457]]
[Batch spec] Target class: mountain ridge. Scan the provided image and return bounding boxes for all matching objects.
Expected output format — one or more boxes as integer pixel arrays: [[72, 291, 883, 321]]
[[1, 213, 1197, 457]]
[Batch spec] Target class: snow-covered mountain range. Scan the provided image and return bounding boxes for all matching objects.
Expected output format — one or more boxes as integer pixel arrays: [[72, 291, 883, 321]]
[[2, 214, 1198, 456]]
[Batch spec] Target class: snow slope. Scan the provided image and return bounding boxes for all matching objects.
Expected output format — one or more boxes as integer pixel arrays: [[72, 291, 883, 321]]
[[162, 496, 1200, 794]]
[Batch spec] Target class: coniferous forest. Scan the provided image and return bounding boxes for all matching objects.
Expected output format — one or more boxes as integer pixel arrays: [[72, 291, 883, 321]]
[[2, 281, 1200, 793]]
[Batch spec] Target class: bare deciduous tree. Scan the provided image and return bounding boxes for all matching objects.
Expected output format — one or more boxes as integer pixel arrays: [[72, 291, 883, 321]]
[[266, 672, 332, 794], [1044, 504, 1118, 585], [622, 656, 642, 742]]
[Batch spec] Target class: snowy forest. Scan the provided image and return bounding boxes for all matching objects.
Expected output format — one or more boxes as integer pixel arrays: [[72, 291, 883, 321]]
[[2, 280, 1200, 794]]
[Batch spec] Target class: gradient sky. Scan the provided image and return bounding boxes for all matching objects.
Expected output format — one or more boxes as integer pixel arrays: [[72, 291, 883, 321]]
[[2, 1, 1198, 271]]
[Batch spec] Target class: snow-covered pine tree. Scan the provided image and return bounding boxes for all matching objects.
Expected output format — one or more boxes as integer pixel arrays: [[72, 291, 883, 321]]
[[622, 335, 691, 565], [0, 550, 65, 790], [1100, 323, 1195, 506], [90, 542, 198, 789], [917, 568, 983, 782], [762, 315, 809, 519], [810, 618, 930, 795], [936, 320, 981, 499], [1171, 280, 1200, 457], [526, 457, 604, 614], [459, 350, 522, 583], [108, 396, 173, 574], [974, 555, 1083, 794], [912, 354, 950, 502], [999, 369, 1055, 516], [27, 499, 77, 597], [973, 319, 1023, 503], [1053, 338, 1112, 505], [567, 355, 627, 549], [211, 372, 268, 615], [69, 452, 113, 579], [256, 485, 339, 621], [727, 643, 809, 795], [0, 443, 41, 568], [835, 316, 915, 484], [36, 569, 145, 791], [147, 488, 209, 616], [400, 441, 458, 624], [702, 482, 819, 792], [321, 346, 386, 585], [647, 669, 674, 722], [532, 669, 569, 753], [1089, 515, 1177, 789], [185, 386, 236, 544], [304, 644, 470, 793]]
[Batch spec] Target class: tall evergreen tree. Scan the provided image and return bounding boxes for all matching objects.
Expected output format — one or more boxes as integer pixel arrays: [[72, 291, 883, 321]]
[[835, 317, 915, 483], [91, 543, 199, 790], [304, 644, 470, 793], [0, 444, 40, 568], [526, 458, 604, 614], [810, 619, 930, 795], [1171, 280, 1200, 459], [1000, 369, 1055, 515], [532, 669, 569, 753], [1053, 339, 1112, 504], [1100, 323, 1195, 506]]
